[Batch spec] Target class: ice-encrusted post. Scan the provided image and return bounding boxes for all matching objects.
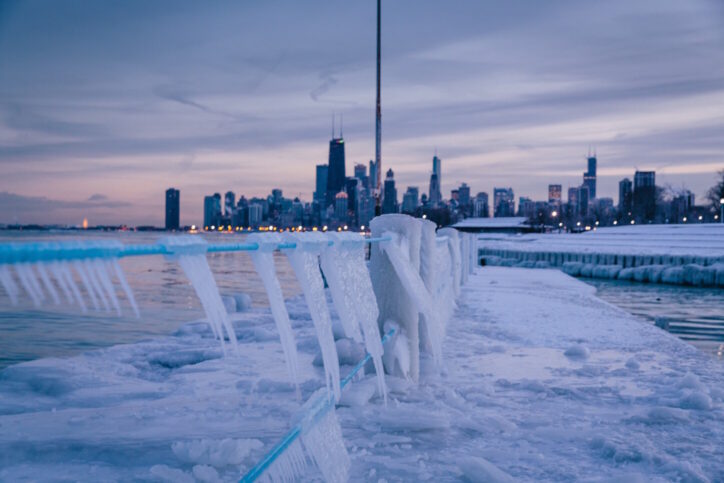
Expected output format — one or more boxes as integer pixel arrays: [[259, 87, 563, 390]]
[[438, 227, 462, 297], [370, 214, 426, 381]]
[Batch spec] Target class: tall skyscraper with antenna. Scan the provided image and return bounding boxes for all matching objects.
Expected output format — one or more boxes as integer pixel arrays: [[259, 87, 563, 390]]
[[325, 120, 346, 208]]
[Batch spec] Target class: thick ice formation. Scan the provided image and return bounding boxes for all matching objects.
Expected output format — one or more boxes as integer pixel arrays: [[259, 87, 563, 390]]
[[160, 236, 238, 355], [0, 241, 138, 317], [282, 233, 341, 401], [369, 215, 450, 381], [319, 232, 386, 401], [248, 233, 300, 389], [437, 227, 462, 297]]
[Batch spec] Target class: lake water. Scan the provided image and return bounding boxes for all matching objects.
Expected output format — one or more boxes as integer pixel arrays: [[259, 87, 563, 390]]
[[0, 231, 301, 368], [1, 231, 722, 368], [585, 278, 724, 361]]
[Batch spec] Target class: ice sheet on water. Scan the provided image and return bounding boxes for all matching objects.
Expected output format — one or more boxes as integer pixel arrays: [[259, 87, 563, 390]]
[[282, 233, 341, 401], [160, 236, 238, 355], [247, 233, 300, 389], [320, 232, 387, 402]]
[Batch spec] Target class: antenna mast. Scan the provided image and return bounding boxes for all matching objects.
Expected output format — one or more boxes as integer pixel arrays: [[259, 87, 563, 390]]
[[375, 0, 382, 205]]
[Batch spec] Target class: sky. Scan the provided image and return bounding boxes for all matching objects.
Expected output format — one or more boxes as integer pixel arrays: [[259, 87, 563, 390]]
[[1, 0, 723, 226]]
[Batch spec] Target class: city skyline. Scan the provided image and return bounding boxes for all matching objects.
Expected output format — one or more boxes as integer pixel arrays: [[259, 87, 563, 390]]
[[2, 0, 724, 225]]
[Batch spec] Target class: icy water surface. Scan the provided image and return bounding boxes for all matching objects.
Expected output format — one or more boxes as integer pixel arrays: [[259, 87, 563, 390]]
[[587, 279, 724, 360], [0, 231, 301, 368]]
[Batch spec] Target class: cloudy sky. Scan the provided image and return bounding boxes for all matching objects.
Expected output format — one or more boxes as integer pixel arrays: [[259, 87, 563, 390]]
[[1, 0, 723, 225]]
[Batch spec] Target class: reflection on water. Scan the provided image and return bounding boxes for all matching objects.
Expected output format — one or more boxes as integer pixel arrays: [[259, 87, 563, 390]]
[[586, 278, 724, 361], [0, 231, 301, 368]]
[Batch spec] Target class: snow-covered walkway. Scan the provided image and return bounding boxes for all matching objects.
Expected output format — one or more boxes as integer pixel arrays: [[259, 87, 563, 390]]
[[1, 267, 723, 481]]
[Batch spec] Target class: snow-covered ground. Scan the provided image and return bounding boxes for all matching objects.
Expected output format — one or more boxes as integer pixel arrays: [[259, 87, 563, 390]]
[[478, 224, 724, 286], [1, 267, 723, 481]]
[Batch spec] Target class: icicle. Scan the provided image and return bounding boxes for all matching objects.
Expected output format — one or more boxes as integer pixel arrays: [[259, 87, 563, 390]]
[[292, 389, 350, 483], [92, 259, 121, 315], [0, 265, 19, 305], [160, 236, 238, 354], [35, 263, 60, 305], [14, 264, 42, 307], [248, 233, 300, 391], [48, 262, 75, 304], [282, 233, 341, 401], [74, 261, 100, 310], [83, 260, 110, 312], [61, 261, 87, 312], [110, 259, 139, 318], [258, 439, 307, 483], [318, 235, 363, 342], [321, 232, 387, 403]]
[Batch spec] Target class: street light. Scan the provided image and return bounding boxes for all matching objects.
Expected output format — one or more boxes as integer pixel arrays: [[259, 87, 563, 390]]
[[720, 198, 724, 224]]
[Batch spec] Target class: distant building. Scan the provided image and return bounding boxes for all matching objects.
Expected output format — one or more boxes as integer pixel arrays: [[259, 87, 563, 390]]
[[578, 185, 590, 217], [247, 203, 263, 227], [402, 186, 419, 213], [224, 191, 235, 218], [326, 137, 346, 207], [618, 178, 633, 215], [633, 170, 656, 222], [382, 169, 397, 214], [473, 192, 489, 217], [345, 177, 361, 223], [334, 191, 348, 222], [428, 155, 442, 206], [548, 184, 562, 204], [518, 197, 535, 219], [204, 193, 222, 228], [369, 159, 379, 194], [493, 188, 515, 217], [583, 156, 597, 199], [165, 188, 180, 230], [458, 183, 471, 207], [314, 164, 328, 204]]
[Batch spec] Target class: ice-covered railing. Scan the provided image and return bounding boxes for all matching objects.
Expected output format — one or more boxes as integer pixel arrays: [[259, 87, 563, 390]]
[[0, 215, 479, 482]]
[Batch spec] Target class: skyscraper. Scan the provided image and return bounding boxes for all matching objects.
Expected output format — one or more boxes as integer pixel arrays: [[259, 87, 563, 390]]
[[579, 185, 590, 217], [203, 193, 221, 228], [428, 155, 442, 206], [382, 169, 397, 214], [583, 156, 597, 199], [314, 164, 328, 204], [165, 188, 180, 230], [548, 184, 562, 204], [335, 191, 349, 222], [325, 137, 346, 207], [224, 191, 235, 218], [618, 178, 632, 215], [633, 170, 656, 222], [401, 186, 419, 213], [474, 192, 489, 217], [493, 188, 515, 217], [458, 182, 471, 207]]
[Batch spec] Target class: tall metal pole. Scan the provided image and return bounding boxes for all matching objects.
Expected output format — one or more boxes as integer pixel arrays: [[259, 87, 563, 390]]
[[375, 0, 383, 207]]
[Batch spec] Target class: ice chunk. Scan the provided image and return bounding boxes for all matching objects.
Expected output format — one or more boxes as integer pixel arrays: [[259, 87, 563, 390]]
[[282, 233, 341, 400], [457, 456, 515, 483]]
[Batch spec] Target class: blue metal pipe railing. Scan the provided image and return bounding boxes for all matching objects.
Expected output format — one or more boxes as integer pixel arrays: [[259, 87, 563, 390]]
[[0, 236, 396, 264], [239, 327, 396, 483]]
